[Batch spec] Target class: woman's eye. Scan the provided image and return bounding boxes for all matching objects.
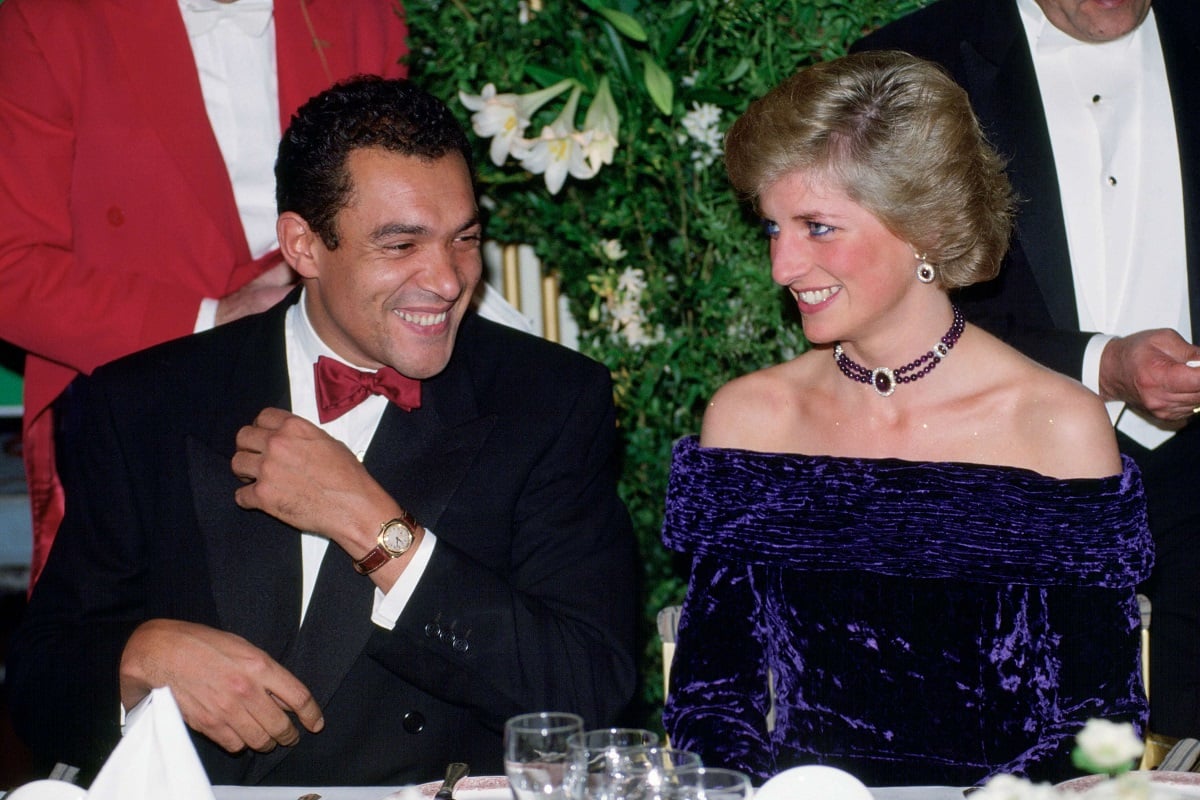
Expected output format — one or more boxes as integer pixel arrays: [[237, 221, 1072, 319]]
[[808, 221, 834, 236], [761, 219, 780, 239]]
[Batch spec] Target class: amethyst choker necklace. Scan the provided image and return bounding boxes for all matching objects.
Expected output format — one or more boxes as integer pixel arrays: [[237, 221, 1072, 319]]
[[833, 305, 965, 397]]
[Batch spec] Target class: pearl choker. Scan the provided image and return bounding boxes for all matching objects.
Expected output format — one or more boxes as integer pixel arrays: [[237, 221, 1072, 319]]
[[833, 305, 965, 397]]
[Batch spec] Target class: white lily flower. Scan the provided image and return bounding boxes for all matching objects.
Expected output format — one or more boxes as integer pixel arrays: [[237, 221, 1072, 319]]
[[578, 128, 618, 174], [515, 85, 596, 195], [458, 80, 571, 167], [1076, 719, 1145, 772], [580, 77, 620, 172]]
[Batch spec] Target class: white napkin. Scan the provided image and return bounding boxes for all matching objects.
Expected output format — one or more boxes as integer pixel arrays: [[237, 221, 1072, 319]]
[[87, 687, 216, 800]]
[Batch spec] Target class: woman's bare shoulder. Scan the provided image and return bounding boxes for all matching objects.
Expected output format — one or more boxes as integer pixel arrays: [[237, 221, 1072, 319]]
[[984, 343, 1122, 479], [700, 356, 820, 450]]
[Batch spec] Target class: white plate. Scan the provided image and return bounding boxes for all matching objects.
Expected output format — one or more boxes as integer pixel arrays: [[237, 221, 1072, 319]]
[[1057, 771, 1200, 795], [405, 775, 511, 799]]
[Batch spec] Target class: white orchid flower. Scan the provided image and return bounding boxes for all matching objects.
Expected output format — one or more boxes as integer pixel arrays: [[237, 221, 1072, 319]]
[[458, 79, 572, 167], [1075, 719, 1145, 773], [515, 85, 596, 195]]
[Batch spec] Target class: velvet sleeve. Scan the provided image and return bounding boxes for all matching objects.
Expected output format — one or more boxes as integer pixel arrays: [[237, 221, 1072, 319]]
[[664, 555, 776, 782]]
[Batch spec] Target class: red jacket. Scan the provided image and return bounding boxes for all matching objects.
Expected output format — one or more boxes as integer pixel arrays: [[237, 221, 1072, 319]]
[[0, 0, 408, 584]]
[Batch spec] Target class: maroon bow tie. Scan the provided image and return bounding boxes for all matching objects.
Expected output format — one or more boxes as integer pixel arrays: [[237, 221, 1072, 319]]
[[314, 356, 421, 423]]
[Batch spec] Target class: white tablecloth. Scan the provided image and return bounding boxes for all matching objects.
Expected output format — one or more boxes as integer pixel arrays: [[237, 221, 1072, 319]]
[[206, 787, 967, 800], [0, 784, 968, 800]]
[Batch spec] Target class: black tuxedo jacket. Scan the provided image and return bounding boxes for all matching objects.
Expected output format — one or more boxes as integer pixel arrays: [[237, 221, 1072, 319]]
[[854, 0, 1200, 737], [10, 291, 637, 785]]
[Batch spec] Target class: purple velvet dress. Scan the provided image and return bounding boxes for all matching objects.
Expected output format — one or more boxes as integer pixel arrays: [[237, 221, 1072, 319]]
[[662, 435, 1152, 787]]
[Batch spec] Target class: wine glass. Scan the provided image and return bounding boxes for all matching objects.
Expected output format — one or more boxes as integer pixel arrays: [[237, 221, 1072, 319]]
[[663, 766, 754, 800], [564, 728, 660, 800], [504, 711, 585, 800]]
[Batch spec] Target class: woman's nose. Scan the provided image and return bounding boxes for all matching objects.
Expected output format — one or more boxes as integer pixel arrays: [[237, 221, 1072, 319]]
[[769, 234, 811, 287]]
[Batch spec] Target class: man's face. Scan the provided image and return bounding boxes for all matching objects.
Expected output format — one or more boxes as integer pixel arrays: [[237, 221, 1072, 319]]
[[1034, 0, 1152, 43], [301, 147, 482, 380]]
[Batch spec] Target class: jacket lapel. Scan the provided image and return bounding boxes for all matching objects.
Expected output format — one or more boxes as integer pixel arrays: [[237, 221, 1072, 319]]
[[958, 0, 1079, 329], [189, 297, 297, 660], [189, 437, 301, 657]]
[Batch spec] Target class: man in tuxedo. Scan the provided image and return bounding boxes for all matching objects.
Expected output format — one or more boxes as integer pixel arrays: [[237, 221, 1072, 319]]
[[8, 76, 637, 786], [853, 0, 1200, 738]]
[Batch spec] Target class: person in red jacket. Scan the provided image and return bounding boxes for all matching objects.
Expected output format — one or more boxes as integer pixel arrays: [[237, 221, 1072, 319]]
[[0, 0, 409, 586]]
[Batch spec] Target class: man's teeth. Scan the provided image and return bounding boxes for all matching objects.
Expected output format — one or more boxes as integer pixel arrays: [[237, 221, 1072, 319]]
[[396, 310, 447, 326], [797, 287, 840, 305]]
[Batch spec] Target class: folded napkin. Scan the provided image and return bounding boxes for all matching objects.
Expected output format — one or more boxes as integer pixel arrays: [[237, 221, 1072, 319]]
[[87, 687, 216, 800]]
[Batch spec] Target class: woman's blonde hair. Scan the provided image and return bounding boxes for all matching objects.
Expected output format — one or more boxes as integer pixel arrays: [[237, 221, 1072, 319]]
[[724, 50, 1014, 288]]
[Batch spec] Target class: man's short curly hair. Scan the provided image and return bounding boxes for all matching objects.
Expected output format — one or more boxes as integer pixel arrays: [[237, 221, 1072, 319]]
[[276, 75, 474, 250]]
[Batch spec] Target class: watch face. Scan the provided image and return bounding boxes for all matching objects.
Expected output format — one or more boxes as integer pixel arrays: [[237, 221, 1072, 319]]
[[381, 521, 414, 554]]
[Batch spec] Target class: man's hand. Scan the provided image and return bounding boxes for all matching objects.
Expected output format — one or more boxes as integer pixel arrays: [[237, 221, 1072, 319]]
[[215, 261, 297, 326], [1099, 328, 1200, 421], [120, 619, 323, 754], [231, 408, 399, 551]]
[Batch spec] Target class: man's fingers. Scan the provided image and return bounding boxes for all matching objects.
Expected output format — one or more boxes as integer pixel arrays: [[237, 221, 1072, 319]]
[[268, 683, 325, 734]]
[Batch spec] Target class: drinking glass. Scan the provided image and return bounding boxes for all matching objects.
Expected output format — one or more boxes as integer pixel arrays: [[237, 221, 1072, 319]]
[[504, 711, 585, 800], [620, 746, 703, 800], [564, 728, 660, 800], [663, 766, 754, 800]]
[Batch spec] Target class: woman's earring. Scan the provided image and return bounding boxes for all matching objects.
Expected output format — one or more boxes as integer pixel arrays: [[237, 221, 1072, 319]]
[[915, 256, 936, 284]]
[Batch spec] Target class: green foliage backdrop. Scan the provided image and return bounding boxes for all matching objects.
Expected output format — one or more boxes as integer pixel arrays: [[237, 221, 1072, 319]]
[[407, 0, 928, 727]]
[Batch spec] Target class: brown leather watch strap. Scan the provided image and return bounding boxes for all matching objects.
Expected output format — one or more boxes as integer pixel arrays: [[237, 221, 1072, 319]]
[[352, 510, 421, 575], [352, 545, 392, 575]]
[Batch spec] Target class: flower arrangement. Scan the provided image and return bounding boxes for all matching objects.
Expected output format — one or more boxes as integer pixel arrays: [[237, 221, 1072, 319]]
[[407, 0, 930, 724], [974, 719, 1174, 799]]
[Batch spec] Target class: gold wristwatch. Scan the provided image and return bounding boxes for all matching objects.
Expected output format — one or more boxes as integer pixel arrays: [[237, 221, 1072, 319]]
[[352, 509, 421, 575]]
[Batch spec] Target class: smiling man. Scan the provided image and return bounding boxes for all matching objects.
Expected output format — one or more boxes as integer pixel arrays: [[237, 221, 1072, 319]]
[[853, 0, 1200, 741], [8, 77, 636, 787]]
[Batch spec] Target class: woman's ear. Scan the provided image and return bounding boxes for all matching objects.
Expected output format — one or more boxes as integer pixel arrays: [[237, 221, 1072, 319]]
[[277, 211, 320, 279]]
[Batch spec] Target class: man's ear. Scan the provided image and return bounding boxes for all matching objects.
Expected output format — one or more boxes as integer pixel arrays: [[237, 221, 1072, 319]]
[[277, 211, 320, 279]]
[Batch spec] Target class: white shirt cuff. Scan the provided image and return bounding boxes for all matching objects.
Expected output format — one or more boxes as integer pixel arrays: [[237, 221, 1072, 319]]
[[195, 298, 220, 333], [1083, 333, 1124, 425], [371, 529, 437, 630]]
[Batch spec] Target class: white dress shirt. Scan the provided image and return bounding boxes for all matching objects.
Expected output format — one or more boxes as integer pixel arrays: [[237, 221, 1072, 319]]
[[1019, 0, 1188, 449], [285, 296, 437, 628], [180, 0, 281, 333]]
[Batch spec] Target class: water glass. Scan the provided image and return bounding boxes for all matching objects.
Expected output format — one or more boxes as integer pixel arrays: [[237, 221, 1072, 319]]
[[564, 728, 660, 800], [504, 711, 585, 800], [664, 766, 754, 800], [620, 746, 703, 800]]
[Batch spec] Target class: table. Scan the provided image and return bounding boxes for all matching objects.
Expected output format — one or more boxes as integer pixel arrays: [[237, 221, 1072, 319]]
[[1, 783, 969, 800], [205, 787, 968, 800]]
